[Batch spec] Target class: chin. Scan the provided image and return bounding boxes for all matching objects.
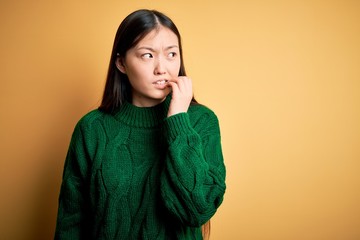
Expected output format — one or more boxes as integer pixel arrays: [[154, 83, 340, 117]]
[[155, 89, 171, 98]]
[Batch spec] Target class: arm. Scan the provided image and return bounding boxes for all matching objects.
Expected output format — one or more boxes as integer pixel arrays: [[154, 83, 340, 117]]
[[160, 110, 226, 227], [54, 120, 92, 239]]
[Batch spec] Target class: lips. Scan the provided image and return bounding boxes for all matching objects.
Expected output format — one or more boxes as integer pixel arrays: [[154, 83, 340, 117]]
[[153, 79, 168, 85]]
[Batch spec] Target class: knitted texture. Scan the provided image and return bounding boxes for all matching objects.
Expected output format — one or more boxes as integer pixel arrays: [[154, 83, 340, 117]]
[[55, 96, 226, 240]]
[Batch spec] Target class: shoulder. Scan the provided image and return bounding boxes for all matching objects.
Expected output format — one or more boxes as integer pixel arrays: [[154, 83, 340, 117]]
[[188, 103, 218, 122], [74, 108, 128, 141], [187, 104, 220, 133], [72, 109, 119, 139], [76, 109, 107, 130]]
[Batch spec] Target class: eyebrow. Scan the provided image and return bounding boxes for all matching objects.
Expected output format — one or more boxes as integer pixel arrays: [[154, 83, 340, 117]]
[[136, 45, 179, 51]]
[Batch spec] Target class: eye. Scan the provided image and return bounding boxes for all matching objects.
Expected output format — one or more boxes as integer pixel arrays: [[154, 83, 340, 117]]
[[168, 52, 177, 58], [142, 53, 153, 59]]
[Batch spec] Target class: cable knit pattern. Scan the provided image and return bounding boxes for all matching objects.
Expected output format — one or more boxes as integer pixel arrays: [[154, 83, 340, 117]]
[[55, 96, 226, 240]]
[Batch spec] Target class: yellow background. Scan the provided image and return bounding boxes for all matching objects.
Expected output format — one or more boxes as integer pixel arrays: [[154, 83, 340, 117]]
[[1, 0, 360, 239]]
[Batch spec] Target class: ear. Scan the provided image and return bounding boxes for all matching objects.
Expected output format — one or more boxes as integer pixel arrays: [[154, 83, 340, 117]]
[[115, 57, 127, 74]]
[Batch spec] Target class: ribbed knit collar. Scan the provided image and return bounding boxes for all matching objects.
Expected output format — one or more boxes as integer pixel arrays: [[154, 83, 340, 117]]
[[114, 96, 171, 128]]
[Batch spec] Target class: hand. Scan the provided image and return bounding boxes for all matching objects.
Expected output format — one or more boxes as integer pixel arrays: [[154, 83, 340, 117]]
[[167, 76, 193, 117]]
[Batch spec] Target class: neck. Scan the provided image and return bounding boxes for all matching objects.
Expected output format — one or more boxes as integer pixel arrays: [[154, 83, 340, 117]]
[[113, 95, 171, 128], [131, 96, 167, 108]]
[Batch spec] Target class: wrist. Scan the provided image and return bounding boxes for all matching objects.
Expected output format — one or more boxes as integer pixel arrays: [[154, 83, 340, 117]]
[[167, 110, 186, 117]]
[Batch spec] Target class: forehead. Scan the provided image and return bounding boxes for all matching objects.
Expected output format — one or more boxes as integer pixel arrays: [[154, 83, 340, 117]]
[[135, 26, 179, 47]]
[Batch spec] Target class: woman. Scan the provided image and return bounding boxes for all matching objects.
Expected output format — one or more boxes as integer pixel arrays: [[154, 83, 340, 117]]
[[55, 9, 226, 239]]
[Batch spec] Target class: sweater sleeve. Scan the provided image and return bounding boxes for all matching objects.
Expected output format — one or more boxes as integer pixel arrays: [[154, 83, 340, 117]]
[[54, 119, 92, 240], [160, 110, 226, 227]]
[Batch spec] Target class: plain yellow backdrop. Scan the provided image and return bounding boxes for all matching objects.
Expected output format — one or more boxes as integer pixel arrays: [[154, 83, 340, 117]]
[[1, 0, 360, 239]]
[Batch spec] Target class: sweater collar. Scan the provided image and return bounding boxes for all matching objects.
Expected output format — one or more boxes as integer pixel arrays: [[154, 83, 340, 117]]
[[114, 96, 171, 128]]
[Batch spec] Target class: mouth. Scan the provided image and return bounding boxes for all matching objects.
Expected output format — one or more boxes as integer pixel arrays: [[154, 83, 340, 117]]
[[153, 79, 168, 85]]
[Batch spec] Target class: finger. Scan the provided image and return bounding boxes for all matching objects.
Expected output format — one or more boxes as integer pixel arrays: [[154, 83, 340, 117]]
[[177, 77, 192, 95], [178, 76, 192, 87], [171, 77, 188, 92], [167, 81, 180, 95], [168, 77, 192, 96], [167, 78, 181, 92]]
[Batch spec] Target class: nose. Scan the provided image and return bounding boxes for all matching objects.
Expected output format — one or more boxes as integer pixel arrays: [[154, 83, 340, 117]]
[[154, 57, 166, 75]]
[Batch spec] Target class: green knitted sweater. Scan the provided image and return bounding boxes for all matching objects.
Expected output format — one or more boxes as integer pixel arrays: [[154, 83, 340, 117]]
[[55, 96, 226, 239]]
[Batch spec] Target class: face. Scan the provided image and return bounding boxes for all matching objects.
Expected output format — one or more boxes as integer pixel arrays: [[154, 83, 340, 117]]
[[116, 26, 181, 107]]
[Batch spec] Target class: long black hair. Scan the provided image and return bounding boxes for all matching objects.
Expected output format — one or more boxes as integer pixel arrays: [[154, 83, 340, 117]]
[[99, 9, 196, 113]]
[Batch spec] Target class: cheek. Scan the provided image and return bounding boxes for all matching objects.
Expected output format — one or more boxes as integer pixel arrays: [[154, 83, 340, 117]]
[[169, 60, 181, 76], [125, 70, 142, 88], [127, 64, 149, 80]]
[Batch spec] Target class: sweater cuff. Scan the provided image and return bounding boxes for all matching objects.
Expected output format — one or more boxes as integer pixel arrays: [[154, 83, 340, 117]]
[[163, 113, 195, 143]]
